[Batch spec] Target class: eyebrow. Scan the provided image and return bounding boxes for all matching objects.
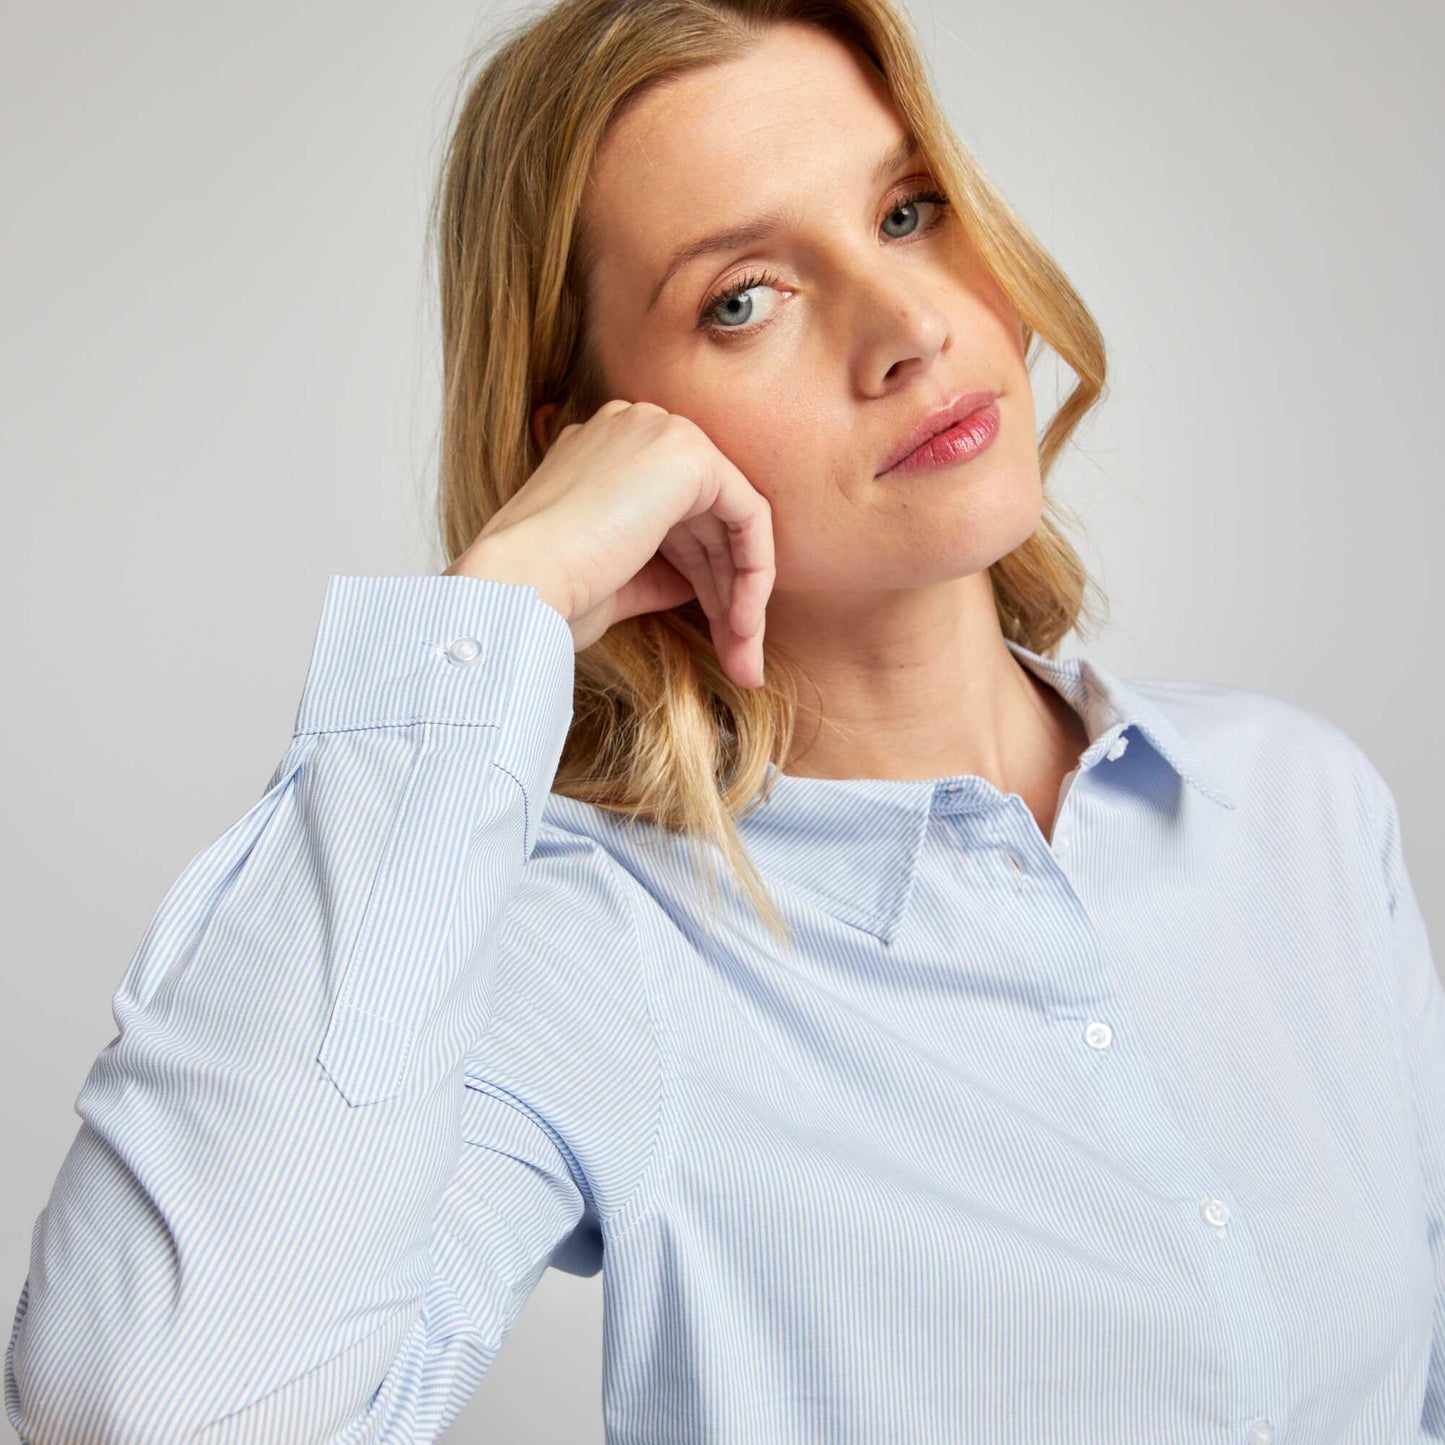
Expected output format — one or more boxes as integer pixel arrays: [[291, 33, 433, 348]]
[[644, 132, 921, 314]]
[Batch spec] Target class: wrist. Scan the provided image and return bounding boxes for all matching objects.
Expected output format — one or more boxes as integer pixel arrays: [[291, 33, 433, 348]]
[[445, 532, 572, 623]]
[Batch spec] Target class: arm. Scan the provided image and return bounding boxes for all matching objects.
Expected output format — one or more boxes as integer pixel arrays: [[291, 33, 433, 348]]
[[4, 572, 590, 1443], [1369, 760, 1445, 1437]]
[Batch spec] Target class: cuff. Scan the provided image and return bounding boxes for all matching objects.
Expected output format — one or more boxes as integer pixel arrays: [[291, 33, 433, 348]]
[[292, 573, 575, 813]]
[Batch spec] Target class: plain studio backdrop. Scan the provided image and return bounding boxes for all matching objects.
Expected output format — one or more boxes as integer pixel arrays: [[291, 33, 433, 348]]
[[1, 0, 1440, 1438]]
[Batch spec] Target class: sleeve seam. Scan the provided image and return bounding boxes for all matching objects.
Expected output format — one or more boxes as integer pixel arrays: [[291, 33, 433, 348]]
[[595, 885, 675, 1236], [499, 893, 673, 1235]]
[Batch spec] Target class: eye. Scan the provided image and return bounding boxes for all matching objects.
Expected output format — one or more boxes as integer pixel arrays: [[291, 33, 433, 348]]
[[882, 187, 949, 241], [697, 266, 787, 336], [696, 186, 951, 340]]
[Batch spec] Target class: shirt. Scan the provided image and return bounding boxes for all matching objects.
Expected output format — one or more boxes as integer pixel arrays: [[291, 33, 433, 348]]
[[5, 571, 1441, 1445]]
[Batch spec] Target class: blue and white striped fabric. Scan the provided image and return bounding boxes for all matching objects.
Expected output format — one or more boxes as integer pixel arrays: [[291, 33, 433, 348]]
[[6, 572, 1442, 1444]]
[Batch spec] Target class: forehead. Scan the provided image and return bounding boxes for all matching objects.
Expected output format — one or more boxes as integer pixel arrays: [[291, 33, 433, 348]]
[[583, 24, 904, 289]]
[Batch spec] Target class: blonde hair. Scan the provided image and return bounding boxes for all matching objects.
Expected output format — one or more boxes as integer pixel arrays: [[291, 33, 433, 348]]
[[428, 0, 1110, 948]]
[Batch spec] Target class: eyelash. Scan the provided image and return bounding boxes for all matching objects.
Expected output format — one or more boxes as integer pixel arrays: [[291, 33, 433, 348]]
[[696, 186, 951, 339]]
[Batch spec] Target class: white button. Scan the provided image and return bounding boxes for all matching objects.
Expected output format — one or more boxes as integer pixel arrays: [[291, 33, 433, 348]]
[[1246, 1420, 1274, 1445], [1200, 1197, 1230, 1228], [1006, 850, 1024, 871], [1106, 734, 1129, 761], [1084, 1020, 1113, 1050], [445, 636, 483, 665]]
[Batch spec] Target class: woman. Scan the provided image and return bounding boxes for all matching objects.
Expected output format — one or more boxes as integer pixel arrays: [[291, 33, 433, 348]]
[[8, 0, 1441, 1440]]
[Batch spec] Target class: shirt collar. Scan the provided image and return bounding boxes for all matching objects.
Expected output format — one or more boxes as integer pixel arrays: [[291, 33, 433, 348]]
[[736, 638, 1235, 944]]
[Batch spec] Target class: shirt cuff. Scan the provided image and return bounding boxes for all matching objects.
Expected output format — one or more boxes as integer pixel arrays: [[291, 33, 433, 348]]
[[292, 573, 575, 815]]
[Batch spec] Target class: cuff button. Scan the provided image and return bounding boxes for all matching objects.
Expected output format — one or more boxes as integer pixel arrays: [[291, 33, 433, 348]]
[[445, 636, 484, 665]]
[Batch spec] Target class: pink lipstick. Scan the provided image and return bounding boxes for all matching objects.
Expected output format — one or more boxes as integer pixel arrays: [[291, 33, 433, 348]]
[[878, 392, 1001, 478]]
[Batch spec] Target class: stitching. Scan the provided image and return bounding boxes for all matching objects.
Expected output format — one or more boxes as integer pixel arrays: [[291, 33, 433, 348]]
[[294, 720, 503, 738], [489, 761, 531, 864], [589, 889, 677, 1241]]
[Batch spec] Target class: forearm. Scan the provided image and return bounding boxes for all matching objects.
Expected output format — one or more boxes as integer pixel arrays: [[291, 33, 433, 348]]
[[5, 572, 575, 1443]]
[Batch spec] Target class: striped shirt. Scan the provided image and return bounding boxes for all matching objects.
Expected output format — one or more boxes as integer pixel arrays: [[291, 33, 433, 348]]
[[5, 571, 1441, 1444]]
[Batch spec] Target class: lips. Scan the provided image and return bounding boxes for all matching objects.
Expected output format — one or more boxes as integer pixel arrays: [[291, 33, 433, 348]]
[[877, 388, 999, 476]]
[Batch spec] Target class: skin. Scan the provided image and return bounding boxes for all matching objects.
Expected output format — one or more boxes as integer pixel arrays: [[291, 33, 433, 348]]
[[534, 20, 1090, 845]]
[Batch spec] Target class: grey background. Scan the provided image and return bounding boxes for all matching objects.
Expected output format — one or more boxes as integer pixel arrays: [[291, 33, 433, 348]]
[[2, 1, 1439, 1439]]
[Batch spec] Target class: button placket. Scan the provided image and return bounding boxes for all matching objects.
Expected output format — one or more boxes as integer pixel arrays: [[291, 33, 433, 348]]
[[1041, 713, 1286, 1431]]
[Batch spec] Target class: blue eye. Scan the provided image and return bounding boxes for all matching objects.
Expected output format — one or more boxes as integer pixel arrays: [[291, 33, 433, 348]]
[[698, 266, 787, 335], [696, 188, 951, 339], [881, 187, 950, 240]]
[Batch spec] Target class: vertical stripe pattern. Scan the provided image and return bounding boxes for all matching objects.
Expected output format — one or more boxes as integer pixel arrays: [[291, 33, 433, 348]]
[[5, 573, 1441, 1444]]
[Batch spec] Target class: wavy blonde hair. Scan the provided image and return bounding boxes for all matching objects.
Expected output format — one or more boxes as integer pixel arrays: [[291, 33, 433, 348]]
[[428, 0, 1110, 947]]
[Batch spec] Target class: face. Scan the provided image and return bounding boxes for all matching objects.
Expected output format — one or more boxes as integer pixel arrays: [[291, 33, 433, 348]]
[[571, 20, 1042, 606]]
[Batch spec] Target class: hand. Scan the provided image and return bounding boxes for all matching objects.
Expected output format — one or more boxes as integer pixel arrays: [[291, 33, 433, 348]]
[[445, 399, 776, 690]]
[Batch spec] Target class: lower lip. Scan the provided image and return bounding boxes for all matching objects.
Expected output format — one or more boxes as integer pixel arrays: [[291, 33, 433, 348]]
[[883, 400, 1001, 477]]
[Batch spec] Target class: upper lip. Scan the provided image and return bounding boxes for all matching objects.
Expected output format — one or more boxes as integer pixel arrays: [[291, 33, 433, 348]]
[[876, 388, 999, 475]]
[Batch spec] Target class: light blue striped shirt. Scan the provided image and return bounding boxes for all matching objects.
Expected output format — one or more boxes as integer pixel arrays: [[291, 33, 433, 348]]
[[6, 572, 1442, 1444]]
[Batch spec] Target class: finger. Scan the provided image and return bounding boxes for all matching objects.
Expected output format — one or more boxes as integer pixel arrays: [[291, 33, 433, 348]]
[[658, 529, 727, 623], [712, 473, 775, 640], [615, 556, 762, 689], [708, 614, 747, 689], [651, 534, 754, 689], [608, 553, 698, 624], [725, 534, 775, 641], [723, 613, 767, 690], [678, 511, 737, 613], [725, 557, 772, 640]]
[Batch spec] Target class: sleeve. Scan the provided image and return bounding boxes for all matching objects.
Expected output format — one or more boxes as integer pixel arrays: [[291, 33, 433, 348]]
[[3, 572, 601, 1444], [1371, 761, 1445, 1437]]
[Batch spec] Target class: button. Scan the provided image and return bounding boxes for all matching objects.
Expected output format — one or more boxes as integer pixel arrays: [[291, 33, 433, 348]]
[[1246, 1421, 1274, 1445], [1200, 1197, 1230, 1228], [1106, 734, 1129, 761], [445, 636, 483, 665], [1083, 1020, 1113, 1050]]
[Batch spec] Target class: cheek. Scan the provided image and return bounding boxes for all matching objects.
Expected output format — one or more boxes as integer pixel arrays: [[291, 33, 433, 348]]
[[672, 384, 823, 508], [594, 351, 784, 497]]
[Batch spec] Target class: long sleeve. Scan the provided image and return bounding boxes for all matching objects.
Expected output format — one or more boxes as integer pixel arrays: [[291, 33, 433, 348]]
[[4, 573, 596, 1444], [1368, 755, 1445, 1437]]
